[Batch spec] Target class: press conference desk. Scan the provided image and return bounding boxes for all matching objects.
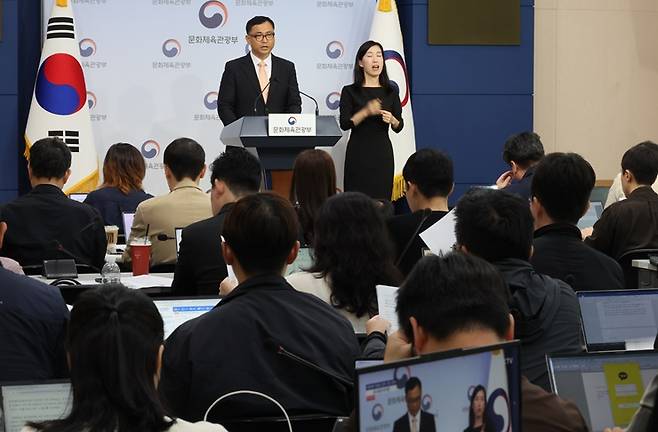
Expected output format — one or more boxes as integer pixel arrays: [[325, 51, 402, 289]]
[[632, 259, 658, 288], [31, 272, 175, 304]]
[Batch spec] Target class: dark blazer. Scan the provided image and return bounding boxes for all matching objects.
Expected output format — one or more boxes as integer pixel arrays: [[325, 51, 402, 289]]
[[84, 186, 152, 234], [217, 53, 302, 125], [0, 184, 107, 270], [387, 210, 449, 277], [585, 186, 658, 259], [531, 223, 624, 292], [159, 274, 359, 422], [0, 267, 69, 382], [392, 411, 436, 432], [171, 203, 233, 296]]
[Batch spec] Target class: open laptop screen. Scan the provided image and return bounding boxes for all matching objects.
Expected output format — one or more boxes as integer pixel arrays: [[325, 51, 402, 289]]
[[548, 350, 658, 432], [121, 212, 135, 237], [174, 227, 183, 256], [1, 381, 72, 432], [356, 341, 521, 432], [153, 296, 219, 339], [577, 201, 604, 229], [68, 193, 87, 203], [578, 289, 658, 351]]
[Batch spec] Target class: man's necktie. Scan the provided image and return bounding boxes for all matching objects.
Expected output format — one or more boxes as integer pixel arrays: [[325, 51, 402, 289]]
[[258, 61, 269, 103]]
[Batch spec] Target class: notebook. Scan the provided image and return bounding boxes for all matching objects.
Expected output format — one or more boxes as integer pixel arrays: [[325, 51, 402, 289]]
[[548, 350, 658, 432], [356, 341, 521, 432]]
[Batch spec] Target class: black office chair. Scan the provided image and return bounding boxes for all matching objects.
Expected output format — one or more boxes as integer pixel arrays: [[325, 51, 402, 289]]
[[617, 248, 658, 289]]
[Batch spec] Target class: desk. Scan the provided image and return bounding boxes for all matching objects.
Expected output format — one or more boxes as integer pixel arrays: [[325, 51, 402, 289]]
[[632, 259, 658, 288], [31, 273, 175, 304]]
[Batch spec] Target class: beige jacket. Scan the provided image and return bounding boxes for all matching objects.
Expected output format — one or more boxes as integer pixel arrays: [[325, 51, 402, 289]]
[[124, 179, 212, 266]]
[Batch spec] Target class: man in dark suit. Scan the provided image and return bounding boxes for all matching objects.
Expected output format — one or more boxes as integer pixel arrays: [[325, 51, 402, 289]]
[[172, 148, 261, 296], [530, 152, 624, 291], [217, 16, 302, 125], [495, 132, 545, 201], [0, 137, 107, 271], [392, 377, 436, 432]]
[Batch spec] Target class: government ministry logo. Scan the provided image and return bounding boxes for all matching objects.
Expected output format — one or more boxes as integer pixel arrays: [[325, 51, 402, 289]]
[[141, 140, 161, 159], [287, 116, 297, 125], [79, 38, 96, 57], [162, 39, 181, 58], [204, 92, 218, 110], [325, 92, 340, 110], [326, 41, 344, 59], [371, 403, 384, 421], [86, 91, 97, 109], [199, 1, 229, 29]]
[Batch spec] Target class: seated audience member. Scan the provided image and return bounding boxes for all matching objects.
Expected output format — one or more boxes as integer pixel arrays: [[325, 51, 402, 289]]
[[0, 211, 23, 274], [0, 137, 106, 271], [585, 141, 658, 260], [530, 153, 624, 291], [604, 374, 658, 432], [172, 148, 261, 296], [454, 188, 582, 391], [287, 192, 401, 333], [0, 222, 68, 381], [383, 253, 588, 432], [84, 143, 152, 234], [124, 138, 212, 266], [160, 193, 360, 422], [387, 149, 453, 276], [605, 172, 658, 208], [289, 149, 338, 246], [495, 132, 545, 201], [25, 285, 226, 432]]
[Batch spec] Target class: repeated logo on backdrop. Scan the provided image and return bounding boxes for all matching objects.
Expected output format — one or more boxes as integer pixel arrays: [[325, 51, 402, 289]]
[[198, 1, 229, 29], [204, 91, 219, 110], [326, 40, 344, 59], [371, 403, 384, 421], [141, 140, 161, 159], [79, 38, 96, 57], [487, 388, 511, 432], [86, 91, 97, 109], [325, 92, 341, 110], [162, 39, 182, 58]]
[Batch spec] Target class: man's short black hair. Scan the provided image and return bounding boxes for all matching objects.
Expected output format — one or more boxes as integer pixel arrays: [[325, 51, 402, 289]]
[[621, 141, 658, 185], [163, 138, 205, 182], [246, 16, 275, 34], [29, 137, 71, 179], [502, 132, 544, 169], [402, 149, 453, 198], [455, 188, 534, 262], [532, 153, 595, 224], [397, 252, 511, 344], [211, 148, 261, 197], [222, 193, 298, 275], [404, 377, 421, 394]]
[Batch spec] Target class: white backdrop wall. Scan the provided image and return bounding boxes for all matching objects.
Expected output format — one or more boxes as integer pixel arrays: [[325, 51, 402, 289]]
[[42, 0, 377, 196]]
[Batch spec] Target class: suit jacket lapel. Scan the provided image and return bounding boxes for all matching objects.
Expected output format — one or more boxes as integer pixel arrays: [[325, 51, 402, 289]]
[[240, 53, 261, 94]]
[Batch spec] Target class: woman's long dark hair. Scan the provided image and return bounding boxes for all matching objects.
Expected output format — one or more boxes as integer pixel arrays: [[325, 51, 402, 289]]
[[353, 40, 392, 92], [469, 385, 487, 428], [102, 143, 147, 194], [28, 285, 173, 432], [309, 192, 401, 317], [289, 149, 337, 245]]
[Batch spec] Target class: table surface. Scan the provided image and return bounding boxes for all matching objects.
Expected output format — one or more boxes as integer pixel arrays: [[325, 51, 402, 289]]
[[31, 272, 174, 287]]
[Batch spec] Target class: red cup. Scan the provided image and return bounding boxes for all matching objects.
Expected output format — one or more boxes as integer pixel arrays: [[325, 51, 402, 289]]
[[130, 242, 151, 276]]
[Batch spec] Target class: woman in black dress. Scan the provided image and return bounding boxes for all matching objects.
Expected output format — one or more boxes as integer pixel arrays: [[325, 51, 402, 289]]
[[464, 385, 490, 432], [340, 40, 404, 200]]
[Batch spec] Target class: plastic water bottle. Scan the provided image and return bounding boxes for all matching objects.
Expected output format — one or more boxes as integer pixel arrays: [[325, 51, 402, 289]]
[[101, 255, 121, 284]]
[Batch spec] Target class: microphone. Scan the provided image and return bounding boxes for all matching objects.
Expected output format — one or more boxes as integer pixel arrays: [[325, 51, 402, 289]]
[[265, 337, 354, 388], [53, 240, 102, 274], [271, 77, 320, 116], [157, 234, 175, 241], [253, 79, 272, 114], [395, 207, 433, 268]]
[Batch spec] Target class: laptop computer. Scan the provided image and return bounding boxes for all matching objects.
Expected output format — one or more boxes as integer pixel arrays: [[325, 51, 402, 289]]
[[67, 193, 87, 203], [121, 212, 135, 237], [578, 289, 658, 351], [152, 296, 220, 339], [547, 350, 658, 432], [355, 341, 521, 432], [1, 381, 72, 432], [577, 201, 604, 229], [174, 227, 184, 256]]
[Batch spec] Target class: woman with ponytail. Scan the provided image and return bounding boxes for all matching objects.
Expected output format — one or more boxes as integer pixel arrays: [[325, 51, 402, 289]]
[[25, 285, 227, 432]]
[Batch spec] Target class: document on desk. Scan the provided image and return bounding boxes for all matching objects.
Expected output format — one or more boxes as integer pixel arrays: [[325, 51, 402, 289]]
[[122, 275, 174, 289], [419, 209, 457, 255], [376, 285, 400, 333]]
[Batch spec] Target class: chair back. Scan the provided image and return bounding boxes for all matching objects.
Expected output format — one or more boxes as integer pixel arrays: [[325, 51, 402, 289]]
[[617, 248, 658, 288]]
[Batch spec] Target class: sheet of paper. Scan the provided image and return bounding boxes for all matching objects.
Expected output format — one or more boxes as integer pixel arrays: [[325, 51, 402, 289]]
[[376, 285, 400, 333], [419, 209, 457, 255], [121, 274, 173, 289]]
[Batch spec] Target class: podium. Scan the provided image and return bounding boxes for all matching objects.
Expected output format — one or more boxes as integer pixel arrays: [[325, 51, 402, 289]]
[[220, 115, 342, 171]]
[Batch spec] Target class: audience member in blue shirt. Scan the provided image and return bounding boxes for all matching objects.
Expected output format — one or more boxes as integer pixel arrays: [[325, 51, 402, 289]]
[[84, 143, 152, 233]]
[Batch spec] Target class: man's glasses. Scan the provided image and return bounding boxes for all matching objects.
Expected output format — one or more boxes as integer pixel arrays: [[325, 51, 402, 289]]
[[249, 32, 275, 42]]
